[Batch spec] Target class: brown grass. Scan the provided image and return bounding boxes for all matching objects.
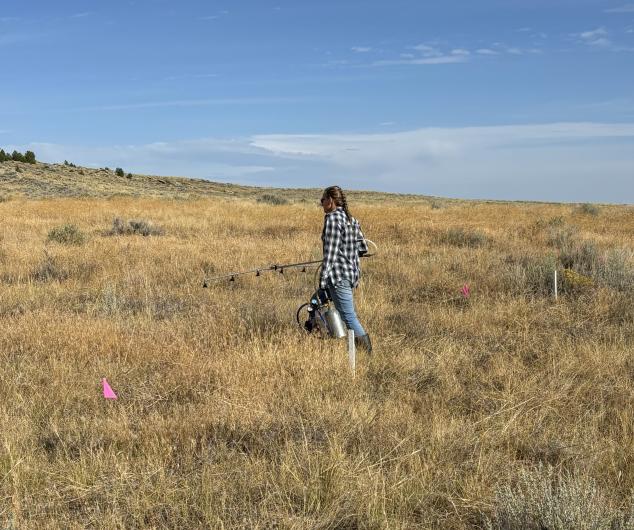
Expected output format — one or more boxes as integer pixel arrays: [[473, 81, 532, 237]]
[[1, 189, 634, 528]]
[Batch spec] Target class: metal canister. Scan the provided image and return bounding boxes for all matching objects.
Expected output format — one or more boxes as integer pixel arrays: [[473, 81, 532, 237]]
[[324, 307, 347, 339]]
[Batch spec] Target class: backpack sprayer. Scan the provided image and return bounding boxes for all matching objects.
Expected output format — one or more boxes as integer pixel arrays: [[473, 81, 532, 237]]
[[203, 240, 377, 339]]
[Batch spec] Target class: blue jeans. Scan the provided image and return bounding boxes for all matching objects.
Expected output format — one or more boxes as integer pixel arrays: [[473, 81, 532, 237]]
[[327, 279, 367, 337]]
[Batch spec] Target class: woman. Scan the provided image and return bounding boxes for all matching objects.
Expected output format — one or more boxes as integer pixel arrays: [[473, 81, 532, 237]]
[[319, 186, 372, 353]]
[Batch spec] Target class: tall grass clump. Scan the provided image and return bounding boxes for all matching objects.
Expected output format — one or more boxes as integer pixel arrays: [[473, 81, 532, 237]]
[[47, 224, 87, 246], [107, 217, 164, 236], [436, 227, 488, 247]]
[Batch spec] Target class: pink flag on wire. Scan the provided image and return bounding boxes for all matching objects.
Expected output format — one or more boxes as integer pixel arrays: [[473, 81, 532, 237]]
[[461, 284, 470, 298], [102, 378, 117, 400]]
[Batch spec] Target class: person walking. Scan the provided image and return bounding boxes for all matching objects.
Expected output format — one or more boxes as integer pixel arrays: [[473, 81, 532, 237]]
[[319, 186, 372, 353]]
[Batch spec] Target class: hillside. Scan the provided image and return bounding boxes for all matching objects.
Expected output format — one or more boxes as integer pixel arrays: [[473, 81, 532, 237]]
[[0, 160, 440, 204]]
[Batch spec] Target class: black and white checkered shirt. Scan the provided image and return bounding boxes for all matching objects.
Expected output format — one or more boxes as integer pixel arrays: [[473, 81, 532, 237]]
[[320, 207, 368, 289]]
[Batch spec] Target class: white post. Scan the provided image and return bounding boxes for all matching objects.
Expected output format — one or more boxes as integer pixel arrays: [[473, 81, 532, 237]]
[[554, 269, 558, 300], [347, 329, 356, 376]]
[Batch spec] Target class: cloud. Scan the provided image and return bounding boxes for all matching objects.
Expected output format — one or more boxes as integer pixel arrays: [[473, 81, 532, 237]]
[[576, 27, 612, 47], [605, 4, 634, 12], [0, 17, 20, 23], [574, 27, 634, 51], [370, 43, 469, 66], [476, 48, 499, 55], [19, 122, 634, 202], [71, 12, 91, 18], [372, 55, 466, 66], [351, 46, 372, 53]]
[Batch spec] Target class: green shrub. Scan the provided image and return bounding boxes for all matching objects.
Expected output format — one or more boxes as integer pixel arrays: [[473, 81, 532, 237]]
[[24, 150, 36, 164], [256, 194, 288, 205], [108, 217, 164, 237], [115, 167, 125, 177], [47, 224, 87, 246], [11, 150, 25, 162]]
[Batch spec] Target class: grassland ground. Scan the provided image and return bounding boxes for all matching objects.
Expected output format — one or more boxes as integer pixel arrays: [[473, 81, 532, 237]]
[[1, 194, 634, 528]]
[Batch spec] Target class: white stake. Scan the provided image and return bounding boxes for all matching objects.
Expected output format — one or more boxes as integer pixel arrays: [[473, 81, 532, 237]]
[[554, 269, 558, 300], [347, 329, 356, 376]]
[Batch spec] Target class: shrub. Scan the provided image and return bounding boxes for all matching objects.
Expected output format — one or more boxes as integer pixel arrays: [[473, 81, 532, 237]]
[[24, 150, 36, 164], [115, 167, 125, 177], [108, 217, 164, 237], [559, 240, 599, 276], [578, 203, 600, 216], [11, 150, 25, 162], [484, 466, 632, 530], [502, 254, 558, 296], [47, 224, 87, 246], [437, 227, 488, 247], [257, 194, 288, 206], [0, 149, 7, 162], [126, 172, 133, 179]]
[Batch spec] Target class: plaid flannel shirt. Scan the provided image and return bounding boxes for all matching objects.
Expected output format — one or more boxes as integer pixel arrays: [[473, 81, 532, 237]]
[[320, 207, 368, 289]]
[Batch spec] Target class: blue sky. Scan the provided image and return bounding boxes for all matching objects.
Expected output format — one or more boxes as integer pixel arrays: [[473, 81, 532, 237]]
[[1, 0, 634, 202]]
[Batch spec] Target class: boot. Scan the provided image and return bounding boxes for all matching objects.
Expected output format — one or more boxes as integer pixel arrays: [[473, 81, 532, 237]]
[[355, 333, 372, 354]]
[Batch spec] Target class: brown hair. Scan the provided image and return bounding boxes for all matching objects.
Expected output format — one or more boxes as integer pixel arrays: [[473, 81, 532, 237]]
[[322, 185, 352, 223]]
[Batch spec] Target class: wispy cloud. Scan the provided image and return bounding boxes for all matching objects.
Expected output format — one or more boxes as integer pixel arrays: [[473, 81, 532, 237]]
[[476, 48, 499, 55], [0, 17, 20, 23], [578, 27, 611, 47], [70, 12, 91, 19], [370, 43, 469, 66], [200, 10, 228, 21], [372, 55, 466, 66], [605, 4, 634, 12], [351, 46, 372, 53], [574, 27, 634, 51]]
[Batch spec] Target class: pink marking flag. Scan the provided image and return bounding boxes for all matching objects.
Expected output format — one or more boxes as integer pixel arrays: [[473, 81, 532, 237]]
[[461, 284, 471, 298], [102, 378, 117, 400]]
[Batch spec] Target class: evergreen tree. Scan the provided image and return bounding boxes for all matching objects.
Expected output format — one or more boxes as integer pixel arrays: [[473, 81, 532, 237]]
[[0, 149, 7, 162], [11, 150, 25, 162], [115, 167, 125, 177], [24, 150, 36, 164]]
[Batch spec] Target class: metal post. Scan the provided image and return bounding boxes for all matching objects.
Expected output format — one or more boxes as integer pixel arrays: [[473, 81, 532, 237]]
[[347, 329, 356, 376], [554, 269, 558, 300]]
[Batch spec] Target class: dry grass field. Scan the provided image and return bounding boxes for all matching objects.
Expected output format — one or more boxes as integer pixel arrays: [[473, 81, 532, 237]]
[[1, 163, 634, 528]]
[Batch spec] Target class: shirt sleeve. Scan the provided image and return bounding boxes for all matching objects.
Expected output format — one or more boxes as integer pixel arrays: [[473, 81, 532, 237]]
[[320, 214, 341, 289]]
